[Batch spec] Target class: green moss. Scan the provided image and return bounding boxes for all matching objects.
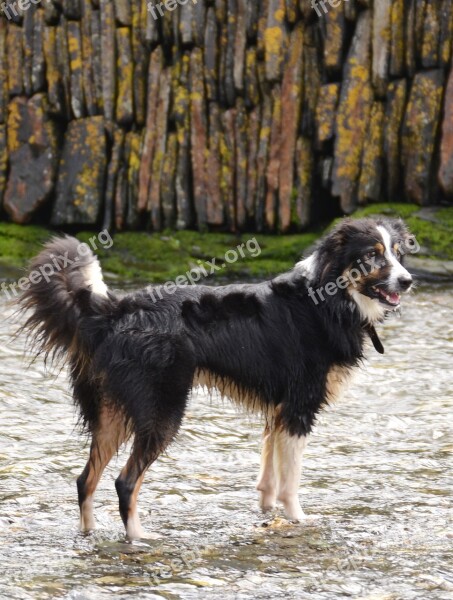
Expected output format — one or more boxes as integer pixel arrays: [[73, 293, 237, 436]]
[[0, 222, 50, 268], [0, 223, 319, 284], [350, 202, 419, 220], [436, 207, 453, 229], [0, 202, 451, 285], [78, 229, 320, 283]]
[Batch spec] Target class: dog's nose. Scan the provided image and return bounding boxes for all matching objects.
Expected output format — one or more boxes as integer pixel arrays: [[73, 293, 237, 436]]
[[398, 275, 413, 290]]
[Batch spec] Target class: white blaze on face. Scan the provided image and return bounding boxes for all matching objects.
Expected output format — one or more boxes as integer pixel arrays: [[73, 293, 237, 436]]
[[376, 225, 412, 289]]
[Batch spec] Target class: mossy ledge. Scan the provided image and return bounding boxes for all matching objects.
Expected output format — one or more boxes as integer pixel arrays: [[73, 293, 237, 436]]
[[0, 203, 452, 285]]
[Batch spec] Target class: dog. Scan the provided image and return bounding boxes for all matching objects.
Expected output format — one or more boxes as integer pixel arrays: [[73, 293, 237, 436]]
[[20, 217, 414, 539]]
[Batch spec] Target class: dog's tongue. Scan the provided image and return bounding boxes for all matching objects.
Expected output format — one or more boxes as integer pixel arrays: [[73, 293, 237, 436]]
[[388, 292, 400, 305], [377, 288, 400, 306]]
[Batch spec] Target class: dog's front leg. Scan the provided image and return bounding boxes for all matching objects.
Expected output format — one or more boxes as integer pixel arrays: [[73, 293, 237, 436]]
[[274, 429, 307, 521], [256, 424, 277, 511]]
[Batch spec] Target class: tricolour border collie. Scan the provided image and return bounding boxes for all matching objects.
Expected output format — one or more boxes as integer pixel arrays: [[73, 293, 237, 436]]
[[20, 218, 414, 539]]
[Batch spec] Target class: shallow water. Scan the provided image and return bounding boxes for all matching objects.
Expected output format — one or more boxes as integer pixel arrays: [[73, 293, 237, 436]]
[[0, 286, 452, 600]]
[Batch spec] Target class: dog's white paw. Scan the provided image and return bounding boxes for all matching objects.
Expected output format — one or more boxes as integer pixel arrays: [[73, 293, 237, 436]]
[[79, 502, 95, 532], [284, 508, 305, 522], [126, 513, 145, 540], [279, 496, 305, 522], [258, 490, 277, 512]]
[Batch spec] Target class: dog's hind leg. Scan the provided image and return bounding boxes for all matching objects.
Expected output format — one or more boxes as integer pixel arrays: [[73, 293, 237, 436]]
[[104, 335, 193, 539], [114, 445, 154, 540], [115, 427, 180, 540], [77, 406, 127, 532], [114, 397, 189, 540], [256, 423, 277, 512], [274, 427, 307, 522]]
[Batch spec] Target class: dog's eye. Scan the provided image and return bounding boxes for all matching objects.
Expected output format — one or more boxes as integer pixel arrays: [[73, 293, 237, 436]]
[[364, 251, 376, 261]]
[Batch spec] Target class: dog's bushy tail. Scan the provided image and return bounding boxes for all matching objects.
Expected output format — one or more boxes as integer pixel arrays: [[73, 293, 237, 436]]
[[20, 235, 113, 365]]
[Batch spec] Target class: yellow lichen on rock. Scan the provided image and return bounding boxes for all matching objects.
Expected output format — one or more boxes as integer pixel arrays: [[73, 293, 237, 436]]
[[0, 0, 451, 231], [332, 11, 373, 213], [264, 27, 283, 57], [315, 83, 340, 146], [51, 116, 107, 225], [0, 125, 6, 204], [402, 70, 444, 205], [116, 27, 134, 125], [384, 79, 407, 199], [358, 102, 385, 204]]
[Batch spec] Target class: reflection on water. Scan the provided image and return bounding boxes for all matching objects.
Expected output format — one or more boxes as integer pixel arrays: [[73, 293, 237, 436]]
[[0, 286, 452, 599]]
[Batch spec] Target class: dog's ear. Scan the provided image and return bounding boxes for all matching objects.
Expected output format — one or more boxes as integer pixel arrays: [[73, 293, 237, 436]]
[[321, 218, 356, 249], [389, 219, 419, 256], [390, 218, 409, 238], [311, 219, 358, 286]]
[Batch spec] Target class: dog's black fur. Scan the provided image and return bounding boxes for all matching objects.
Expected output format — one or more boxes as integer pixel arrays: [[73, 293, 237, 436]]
[[20, 217, 413, 537]]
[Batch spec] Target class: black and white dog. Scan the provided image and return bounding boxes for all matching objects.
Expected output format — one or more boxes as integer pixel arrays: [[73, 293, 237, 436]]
[[20, 218, 414, 539]]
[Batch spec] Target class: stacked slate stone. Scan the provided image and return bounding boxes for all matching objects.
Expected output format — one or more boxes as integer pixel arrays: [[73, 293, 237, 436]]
[[0, 0, 452, 232]]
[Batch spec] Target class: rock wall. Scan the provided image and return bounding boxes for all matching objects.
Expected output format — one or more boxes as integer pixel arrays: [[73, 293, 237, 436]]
[[0, 0, 452, 232]]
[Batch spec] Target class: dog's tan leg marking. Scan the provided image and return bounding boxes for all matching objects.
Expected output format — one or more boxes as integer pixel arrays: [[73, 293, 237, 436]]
[[256, 423, 277, 512], [126, 470, 146, 540], [115, 453, 153, 540], [274, 427, 307, 521], [77, 406, 127, 532], [115, 406, 186, 540]]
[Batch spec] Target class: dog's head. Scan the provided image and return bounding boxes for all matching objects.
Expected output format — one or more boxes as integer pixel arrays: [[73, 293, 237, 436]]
[[299, 218, 416, 323]]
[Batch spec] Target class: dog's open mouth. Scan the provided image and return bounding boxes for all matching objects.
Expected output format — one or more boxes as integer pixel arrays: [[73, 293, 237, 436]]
[[369, 285, 401, 308]]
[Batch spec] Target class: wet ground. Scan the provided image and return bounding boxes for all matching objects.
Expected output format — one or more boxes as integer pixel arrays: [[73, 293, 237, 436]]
[[0, 285, 452, 600]]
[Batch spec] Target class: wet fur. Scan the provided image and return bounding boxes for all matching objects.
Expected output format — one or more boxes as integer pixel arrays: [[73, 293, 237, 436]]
[[19, 218, 413, 537]]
